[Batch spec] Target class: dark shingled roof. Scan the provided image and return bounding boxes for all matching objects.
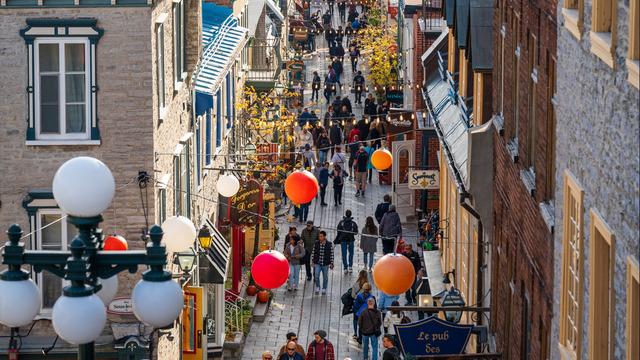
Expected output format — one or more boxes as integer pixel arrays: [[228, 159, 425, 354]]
[[468, 0, 494, 71], [456, 0, 470, 48], [445, 0, 456, 28]]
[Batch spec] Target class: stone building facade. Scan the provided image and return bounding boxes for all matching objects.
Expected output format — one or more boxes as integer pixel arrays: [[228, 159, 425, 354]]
[[0, 0, 208, 357], [489, 0, 558, 357], [551, 0, 639, 358]]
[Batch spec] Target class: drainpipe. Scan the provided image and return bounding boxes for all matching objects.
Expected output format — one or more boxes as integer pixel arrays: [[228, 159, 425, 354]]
[[460, 199, 483, 353]]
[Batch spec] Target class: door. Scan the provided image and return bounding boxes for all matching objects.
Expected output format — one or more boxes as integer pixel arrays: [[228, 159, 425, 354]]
[[392, 140, 415, 221]]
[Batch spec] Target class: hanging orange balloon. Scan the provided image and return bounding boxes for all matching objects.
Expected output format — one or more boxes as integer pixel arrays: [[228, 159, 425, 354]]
[[372, 253, 416, 295], [103, 235, 128, 251], [284, 170, 318, 204], [371, 148, 393, 170]]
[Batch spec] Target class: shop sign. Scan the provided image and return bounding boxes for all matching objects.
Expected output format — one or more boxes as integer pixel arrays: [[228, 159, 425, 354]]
[[395, 316, 474, 356], [230, 179, 263, 226], [408, 170, 440, 190], [107, 297, 134, 315], [386, 90, 404, 104]]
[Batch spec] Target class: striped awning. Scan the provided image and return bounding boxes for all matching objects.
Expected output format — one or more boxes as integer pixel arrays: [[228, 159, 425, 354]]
[[195, 6, 248, 94]]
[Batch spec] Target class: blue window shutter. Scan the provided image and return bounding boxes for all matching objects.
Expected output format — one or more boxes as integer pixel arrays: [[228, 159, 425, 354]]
[[196, 124, 201, 185], [205, 109, 211, 164], [216, 89, 222, 147], [226, 73, 232, 129]]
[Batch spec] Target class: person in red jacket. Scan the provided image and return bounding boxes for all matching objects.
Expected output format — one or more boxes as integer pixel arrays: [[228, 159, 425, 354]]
[[305, 330, 335, 360], [347, 126, 360, 145]]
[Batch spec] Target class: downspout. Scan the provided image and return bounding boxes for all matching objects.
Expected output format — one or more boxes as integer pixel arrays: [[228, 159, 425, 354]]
[[460, 199, 483, 353]]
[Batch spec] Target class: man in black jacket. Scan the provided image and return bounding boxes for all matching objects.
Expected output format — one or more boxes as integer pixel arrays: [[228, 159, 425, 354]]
[[311, 231, 334, 295], [382, 335, 402, 360], [375, 194, 392, 224], [329, 121, 343, 156], [403, 244, 422, 305], [358, 298, 382, 360], [364, 93, 377, 117], [337, 210, 358, 273]]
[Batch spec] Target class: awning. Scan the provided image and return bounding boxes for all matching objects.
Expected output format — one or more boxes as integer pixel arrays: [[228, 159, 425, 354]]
[[195, 4, 248, 112], [444, 0, 456, 27], [468, 0, 494, 71], [198, 219, 230, 284], [421, 29, 449, 66], [438, 102, 469, 184], [456, 0, 470, 48]]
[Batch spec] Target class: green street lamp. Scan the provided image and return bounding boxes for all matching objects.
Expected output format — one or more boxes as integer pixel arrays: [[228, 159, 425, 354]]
[[0, 157, 184, 360]]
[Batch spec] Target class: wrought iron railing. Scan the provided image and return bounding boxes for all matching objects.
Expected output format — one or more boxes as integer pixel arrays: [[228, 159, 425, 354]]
[[224, 291, 249, 336], [248, 37, 282, 81]]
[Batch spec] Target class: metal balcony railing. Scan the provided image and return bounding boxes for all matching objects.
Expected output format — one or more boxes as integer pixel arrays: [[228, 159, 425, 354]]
[[247, 37, 282, 82]]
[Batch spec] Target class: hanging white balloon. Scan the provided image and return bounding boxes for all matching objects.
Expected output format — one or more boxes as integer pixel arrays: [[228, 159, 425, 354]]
[[217, 173, 241, 198], [161, 216, 197, 253]]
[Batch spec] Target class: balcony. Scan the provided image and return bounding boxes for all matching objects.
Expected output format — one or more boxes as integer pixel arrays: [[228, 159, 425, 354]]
[[246, 37, 282, 87]]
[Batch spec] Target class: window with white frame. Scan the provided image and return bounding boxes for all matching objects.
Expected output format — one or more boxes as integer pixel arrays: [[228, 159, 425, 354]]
[[36, 209, 74, 311], [173, 0, 186, 85], [20, 19, 103, 144], [157, 23, 166, 116]]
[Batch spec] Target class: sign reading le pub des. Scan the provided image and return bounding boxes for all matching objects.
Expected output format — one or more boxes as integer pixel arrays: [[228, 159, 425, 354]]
[[395, 316, 474, 356]]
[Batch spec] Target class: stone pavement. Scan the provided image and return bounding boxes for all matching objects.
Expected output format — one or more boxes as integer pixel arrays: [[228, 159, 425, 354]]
[[240, 4, 427, 359]]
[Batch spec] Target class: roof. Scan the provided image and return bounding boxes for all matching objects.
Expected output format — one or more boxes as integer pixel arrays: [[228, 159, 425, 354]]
[[445, 0, 456, 27], [468, 0, 494, 71], [195, 4, 248, 95], [455, 0, 470, 48]]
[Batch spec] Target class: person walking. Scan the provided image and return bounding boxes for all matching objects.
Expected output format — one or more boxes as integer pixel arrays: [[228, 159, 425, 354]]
[[377, 290, 399, 318], [347, 135, 360, 181], [383, 300, 403, 341], [285, 226, 302, 247], [317, 130, 331, 164], [350, 269, 369, 341], [331, 147, 347, 174], [302, 144, 317, 169], [329, 165, 344, 206], [355, 145, 369, 196], [402, 244, 422, 305], [379, 205, 402, 254], [305, 330, 335, 360], [284, 234, 305, 291], [329, 121, 343, 156], [353, 282, 374, 343], [311, 231, 334, 294], [278, 332, 306, 359], [279, 340, 305, 360], [338, 0, 347, 22], [368, 121, 382, 149], [360, 216, 378, 271], [301, 221, 319, 281], [374, 194, 391, 224], [312, 71, 321, 102], [349, 43, 360, 73], [353, 71, 365, 104], [336, 209, 358, 273], [299, 201, 311, 223], [364, 94, 377, 117], [381, 335, 401, 360], [358, 297, 382, 360], [263, 351, 274, 360], [318, 163, 330, 206]]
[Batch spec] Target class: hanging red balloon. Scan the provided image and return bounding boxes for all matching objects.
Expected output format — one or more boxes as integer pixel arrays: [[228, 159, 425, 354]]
[[284, 170, 318, 205], [251, 250, 290, 289], [103, 235, 128, 251], [372, 253, 415, 295]]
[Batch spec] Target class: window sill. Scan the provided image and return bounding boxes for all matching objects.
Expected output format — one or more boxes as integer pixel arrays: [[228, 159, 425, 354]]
[[539, 201, 555, 233], [589, 31, 615, 68], [26, 139, 100, 146], [492, 113, 505, 136], [520, 168, 536, 197], [627, 58, 639, 89], [159, 106, 168, 121], [506, 137, 519, 163], [562, 8, 581, 40]]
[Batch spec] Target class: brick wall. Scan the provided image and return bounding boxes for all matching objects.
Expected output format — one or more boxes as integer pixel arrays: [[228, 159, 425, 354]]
[[489, 0, 557, 357]]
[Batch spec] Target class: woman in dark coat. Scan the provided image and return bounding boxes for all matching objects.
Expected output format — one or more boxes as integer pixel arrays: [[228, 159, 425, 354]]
[[329, 165, 344, 206], [359, 216, 378, 271]]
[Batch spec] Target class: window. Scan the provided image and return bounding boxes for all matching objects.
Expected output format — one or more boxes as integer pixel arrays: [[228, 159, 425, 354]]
[[158, 188, 167, 224], [216, 89, 222, 148], [37, 209, 74, 311], [627, 257, 639, 360], [173, 155, 180, 216], [226, 73, 232, 130], [205, 109, 212, 165], [588, 209, 615, 360], [562, 0, 584, 39], [157, 23, 166, 116], [590, 0, 617, 67], [627, 0, 639, 88], [172, 141, 190, 218], [525, 33, 538, 170], [173, 0, 186, 85], [522, 289, 531, 359], [34, 39, 90, 141], [510, 12, 521, 141], [545, 54, 556, 200], [559, 170, 584, 359], [21, 19, 102, 144]]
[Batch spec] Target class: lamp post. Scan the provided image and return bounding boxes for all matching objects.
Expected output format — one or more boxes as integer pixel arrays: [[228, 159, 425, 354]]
[[0, 157, 184, 360], [441, 287, 466, 323]]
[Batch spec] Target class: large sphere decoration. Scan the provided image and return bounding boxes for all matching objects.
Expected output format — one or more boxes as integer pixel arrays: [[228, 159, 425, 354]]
[[132, 279, 184, 328], [104, 235, 128, 251], [217, 173, 241, 198], [52, 157, 115, 217], [52, 294, 106, 345], [284, 170, 318, 205], [96, 275, 119, 306], [251, 250, 290, 289], [372, 254, 416, 296], [0, 279, 42, 328], [161, 216, 197, 253], [371, 149, 393, 171], [257, 290, 270, 303]]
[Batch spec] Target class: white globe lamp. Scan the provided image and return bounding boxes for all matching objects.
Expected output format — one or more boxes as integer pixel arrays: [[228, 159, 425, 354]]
[[0, 278, 41, 327], [217, 173, 241, 198], [52, 294, 106, 345], [132, 279, 183, 328], [52, 157, 115, 217], [161, 216, 196, 253], [96, 275, 118, 306]]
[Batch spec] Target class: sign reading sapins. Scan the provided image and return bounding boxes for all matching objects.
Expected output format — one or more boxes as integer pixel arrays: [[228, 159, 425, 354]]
[[394, 316, 474, 356], [229, 179, 263, 226], [407, 170, 440, 190]]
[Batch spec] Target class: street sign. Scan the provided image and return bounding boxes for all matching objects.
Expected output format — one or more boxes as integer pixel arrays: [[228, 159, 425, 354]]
[[408, 170, 440, 190], [394, 316, 474, 356], [107, 297, 134, 315]]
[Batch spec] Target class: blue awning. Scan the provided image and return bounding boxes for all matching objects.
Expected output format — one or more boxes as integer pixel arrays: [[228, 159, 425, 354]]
[[194, 3, 248, 100]]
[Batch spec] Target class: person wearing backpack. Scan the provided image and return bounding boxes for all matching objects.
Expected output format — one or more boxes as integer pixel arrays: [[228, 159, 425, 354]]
[[312, 71, 321, 102], [353, 282, 374, 344], [353, 70, 365, 104], [336, 209, 358, 273]]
